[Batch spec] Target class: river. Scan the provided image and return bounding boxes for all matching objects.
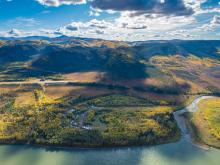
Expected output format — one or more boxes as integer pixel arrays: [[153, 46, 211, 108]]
[[0, 96, 219, 165], [0, 140, 219, 165]]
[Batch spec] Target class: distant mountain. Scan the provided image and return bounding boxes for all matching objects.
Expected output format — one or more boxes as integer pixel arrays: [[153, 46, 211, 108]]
[[0, 35, 95, 42], [0, 37, 220, 79], [0, 35, 129, 48]]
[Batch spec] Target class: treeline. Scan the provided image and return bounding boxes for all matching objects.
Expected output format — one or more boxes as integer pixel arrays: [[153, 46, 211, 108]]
[[0, 91, 180, 148]]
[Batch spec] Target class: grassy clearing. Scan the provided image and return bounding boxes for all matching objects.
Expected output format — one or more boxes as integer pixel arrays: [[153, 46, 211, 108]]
[[63, 71, 105, 82], [189, 98, 220, 148], [200, 99, 220, 139]]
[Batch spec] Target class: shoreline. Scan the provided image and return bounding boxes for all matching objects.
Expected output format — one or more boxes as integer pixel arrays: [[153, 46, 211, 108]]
[[173, 95, 218, 150], [0, 132, 181, 151], [183, 113, 212, 150], [0, 135, 180, 151]]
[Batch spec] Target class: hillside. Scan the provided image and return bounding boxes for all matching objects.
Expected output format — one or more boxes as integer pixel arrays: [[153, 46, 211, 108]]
[[133, 40, 220, 59], [0, 38, 219, 92]]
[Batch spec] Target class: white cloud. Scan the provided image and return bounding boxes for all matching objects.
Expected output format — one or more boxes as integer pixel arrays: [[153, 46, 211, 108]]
[[53, 12, 196, 41], [89, 10, 100, 17], [0, 28, 58, 38], [0, 29, 27, 37], [211, 15, 220, 25], [165, 29, 198, 39], [183, 0, 220, 15], [8, 29, 23, 37], [89, 7, 101, 17], [5, 17, 39, 28], [36, 0, 86, 7], [183, 0, 205, 13], [196, 15, 220, 31]]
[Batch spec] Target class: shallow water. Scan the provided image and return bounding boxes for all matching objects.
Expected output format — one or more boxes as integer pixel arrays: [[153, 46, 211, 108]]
[[0, 139, 219, 165]]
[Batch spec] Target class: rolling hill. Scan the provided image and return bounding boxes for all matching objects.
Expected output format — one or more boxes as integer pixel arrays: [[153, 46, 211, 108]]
[[0, 37, 220, 89]]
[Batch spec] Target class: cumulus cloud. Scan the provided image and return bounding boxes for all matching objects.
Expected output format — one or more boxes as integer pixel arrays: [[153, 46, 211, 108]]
[[36, 0, 86, 7], [8, 29, 23, 37], [183, 0, 220, 15], [0, 28, 58, 38], [53, 0, 217, 40], [89, 7, 101, 17], [0, 29, 29, 37], [54, 12, 196, 41], [196, 15, 220, 31], [90, 0, 194, 16], [211, 15, 220, 25]]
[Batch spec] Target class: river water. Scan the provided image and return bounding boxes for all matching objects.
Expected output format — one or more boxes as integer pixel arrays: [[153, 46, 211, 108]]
[[0, 139, 219, 165]]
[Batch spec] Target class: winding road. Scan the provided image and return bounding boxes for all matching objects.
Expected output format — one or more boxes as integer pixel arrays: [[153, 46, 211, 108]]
[[0, 80, 70, 85], [173, 96, 216, 148]]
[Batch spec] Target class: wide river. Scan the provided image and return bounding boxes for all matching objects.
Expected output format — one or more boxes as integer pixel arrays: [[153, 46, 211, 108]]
[[0, 139, 219, 165], [0, 96, 219, 165]]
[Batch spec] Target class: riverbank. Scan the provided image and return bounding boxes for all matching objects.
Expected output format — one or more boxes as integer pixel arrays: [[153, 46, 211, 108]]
[[183, 97, 220, 149], [183, 113, 212, 149], [174, 96, 219, 149], [0, 133, 181, 151], [0, 127, 181, 149]]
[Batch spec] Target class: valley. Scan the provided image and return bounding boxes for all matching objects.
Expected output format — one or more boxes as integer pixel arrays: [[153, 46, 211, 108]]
[[1, 1, 220, 164], [0, 38, 220, 148]]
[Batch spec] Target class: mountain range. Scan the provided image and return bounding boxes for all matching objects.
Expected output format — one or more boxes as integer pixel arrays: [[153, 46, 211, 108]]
[[0, 36, 220, 80]]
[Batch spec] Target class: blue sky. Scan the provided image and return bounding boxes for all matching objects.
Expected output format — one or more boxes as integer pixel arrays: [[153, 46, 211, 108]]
[[0, 0, 219, 41]]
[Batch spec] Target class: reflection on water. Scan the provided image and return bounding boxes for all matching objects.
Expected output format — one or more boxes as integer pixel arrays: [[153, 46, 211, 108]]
[[0, 139, 219, 165]]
